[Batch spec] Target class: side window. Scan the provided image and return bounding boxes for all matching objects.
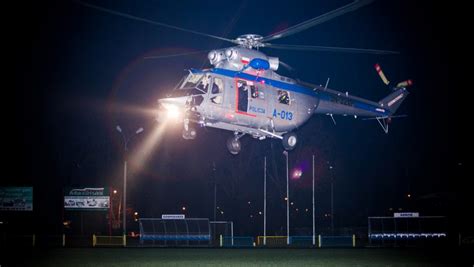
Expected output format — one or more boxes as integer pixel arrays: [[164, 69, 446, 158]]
[[211, 77, 224, 104], [250, 86, 258, 98], [277, 90, 290, 105], [250, 85, 264, 99], [196, 76, 209, 93], [212, 78, 223, 94]]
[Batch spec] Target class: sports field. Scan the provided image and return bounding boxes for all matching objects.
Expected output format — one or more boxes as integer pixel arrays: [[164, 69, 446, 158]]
[[5, 247, 465, 266]]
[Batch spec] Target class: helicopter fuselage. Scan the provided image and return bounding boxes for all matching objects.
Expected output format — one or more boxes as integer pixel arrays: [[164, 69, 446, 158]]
[[157, 46, 407, 153]]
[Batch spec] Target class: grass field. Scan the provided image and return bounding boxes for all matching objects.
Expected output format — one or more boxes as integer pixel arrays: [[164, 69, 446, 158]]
[[3, 247, 468, 266]]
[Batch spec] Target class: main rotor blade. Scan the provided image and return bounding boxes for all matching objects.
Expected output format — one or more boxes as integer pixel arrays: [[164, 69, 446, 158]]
[[262, 0, 375, 42], [75, 1, 237, 44], [279, 60, 295, 72], [144, 50, 210, 60], [264, 43, 399, 55]]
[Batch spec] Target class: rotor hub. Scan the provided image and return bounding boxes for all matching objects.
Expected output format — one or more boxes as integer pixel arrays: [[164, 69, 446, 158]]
[[235, 34, 264, 49]]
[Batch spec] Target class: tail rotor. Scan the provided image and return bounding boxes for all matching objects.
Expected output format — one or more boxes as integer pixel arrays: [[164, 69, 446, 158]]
[[374, 63, 413, 90]]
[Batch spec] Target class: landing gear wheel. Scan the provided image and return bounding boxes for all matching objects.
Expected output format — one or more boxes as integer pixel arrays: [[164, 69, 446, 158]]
[[226, 136, 241, 155], [282, 132, 297, 151], [182, 127, 197, 140]]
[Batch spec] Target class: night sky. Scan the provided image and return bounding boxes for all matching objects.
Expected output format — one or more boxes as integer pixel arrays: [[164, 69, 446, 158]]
[[5, 0, 468, 236]]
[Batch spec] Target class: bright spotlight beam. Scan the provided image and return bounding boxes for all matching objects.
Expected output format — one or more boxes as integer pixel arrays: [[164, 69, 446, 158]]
[[131, 121, 168, 170]]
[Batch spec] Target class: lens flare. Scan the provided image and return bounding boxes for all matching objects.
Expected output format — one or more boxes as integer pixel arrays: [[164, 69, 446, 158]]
[[292, 168, 303, 179]]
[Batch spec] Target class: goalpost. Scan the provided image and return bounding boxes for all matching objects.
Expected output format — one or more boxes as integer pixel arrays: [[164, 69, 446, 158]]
[[210, 221, 234, 247]]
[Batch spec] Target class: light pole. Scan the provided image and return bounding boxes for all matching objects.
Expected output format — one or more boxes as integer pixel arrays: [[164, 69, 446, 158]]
[[116, 125, 143, 240], [283, 150, 289, 245], [328, 163, 334, 234], [263, 156, 267, 246], [312, 154, 315, 246], [212, 162, 217, 222]]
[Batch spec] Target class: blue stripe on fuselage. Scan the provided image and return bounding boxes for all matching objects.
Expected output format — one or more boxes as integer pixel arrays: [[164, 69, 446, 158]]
[[210, 68, 386, 115]]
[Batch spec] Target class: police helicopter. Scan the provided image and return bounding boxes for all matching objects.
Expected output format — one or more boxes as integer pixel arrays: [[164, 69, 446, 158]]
[[77, 0, 412, 155]]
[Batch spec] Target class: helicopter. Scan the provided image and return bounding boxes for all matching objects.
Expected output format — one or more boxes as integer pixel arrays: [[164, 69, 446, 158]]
[[77, 0, 412, 155]]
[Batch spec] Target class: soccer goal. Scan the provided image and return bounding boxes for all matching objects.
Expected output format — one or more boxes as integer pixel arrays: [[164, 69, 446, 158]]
[[210, 221, 233, 247]]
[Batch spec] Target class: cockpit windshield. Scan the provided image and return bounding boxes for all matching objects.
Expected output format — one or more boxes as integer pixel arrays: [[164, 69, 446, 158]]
[[178, 73, 209, 94], [167, 72, 210, 98]]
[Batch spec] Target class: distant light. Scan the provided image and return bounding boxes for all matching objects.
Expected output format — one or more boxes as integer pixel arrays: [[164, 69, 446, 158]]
[[135, 127, 144, 134], [116, 125, 122, 133], [113, 190, 117, 194], [407, 194, 411, 198], [305, 208, 309, 212], [292, 169, 303, 179], [296, 208, 299, 212], [248, 201, 251, 205], [134, 212, 138, 216], [220, 211, 224, 215], [182, 206, 186, 211], [284, 197, 288, 201], [290, 202, 294, 206], [250, 214, 253, 218], [258, 211, 262, 215]]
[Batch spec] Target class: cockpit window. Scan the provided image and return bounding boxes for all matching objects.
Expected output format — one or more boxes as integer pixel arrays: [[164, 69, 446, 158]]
[[177, 73, 209, 94], [211, 77, 224, 104], [180, 73, 203, 89], [212, 78, 224, 94]]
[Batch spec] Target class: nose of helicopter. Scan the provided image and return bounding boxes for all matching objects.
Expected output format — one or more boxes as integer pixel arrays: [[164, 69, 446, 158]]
[[157, 96, 188, 122], [158, 96, 187, 108]]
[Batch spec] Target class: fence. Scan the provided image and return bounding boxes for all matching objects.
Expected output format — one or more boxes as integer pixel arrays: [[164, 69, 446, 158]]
[[256, 235, 356, 247], [93, 234, 125, 247]]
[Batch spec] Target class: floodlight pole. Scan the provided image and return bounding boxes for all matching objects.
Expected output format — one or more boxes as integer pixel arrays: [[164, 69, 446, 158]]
[[284, 151, 289, 245], [213, 162, 217, 222], [116, 125, 143, 240], [312, 154, 315, 246], [264, 156, 267, 246], [123, 160, 127, 238], [329, 164, 334, 235]]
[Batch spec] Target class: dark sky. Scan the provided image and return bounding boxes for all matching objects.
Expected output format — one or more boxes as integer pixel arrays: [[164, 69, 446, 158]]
[[6, 0, 468, 235]]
